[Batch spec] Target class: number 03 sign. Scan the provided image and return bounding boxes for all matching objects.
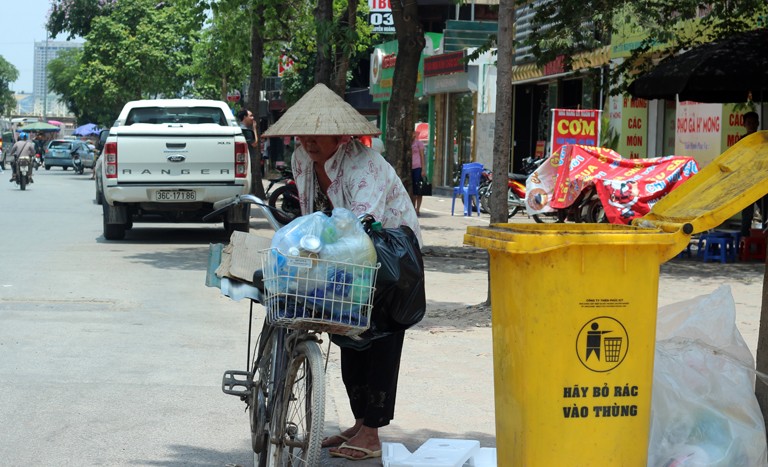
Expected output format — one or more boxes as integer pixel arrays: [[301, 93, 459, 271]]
[[369, 0, 394, 33]]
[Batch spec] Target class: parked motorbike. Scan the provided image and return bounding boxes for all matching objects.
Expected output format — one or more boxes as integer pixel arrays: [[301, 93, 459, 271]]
[[265, 165, 300, 225], [72, 151, 85, 175], [14, 154, 33, 190], [480, 168, 607, 223], [478, 172, 528, 218], [530, 186, 606, 223]]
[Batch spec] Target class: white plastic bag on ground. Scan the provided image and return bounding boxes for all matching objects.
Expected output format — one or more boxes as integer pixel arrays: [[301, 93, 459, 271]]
[[649, 285, 768, 466]]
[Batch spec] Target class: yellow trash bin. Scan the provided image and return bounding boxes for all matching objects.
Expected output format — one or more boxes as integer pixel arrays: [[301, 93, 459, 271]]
[[465, 131, 768, 466]]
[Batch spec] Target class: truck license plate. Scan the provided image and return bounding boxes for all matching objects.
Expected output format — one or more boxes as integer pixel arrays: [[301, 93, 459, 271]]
[[155, 190, 197, 201]]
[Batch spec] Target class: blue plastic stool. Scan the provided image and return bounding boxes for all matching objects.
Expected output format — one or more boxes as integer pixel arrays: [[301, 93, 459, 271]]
[[700, 234, 731, 263]]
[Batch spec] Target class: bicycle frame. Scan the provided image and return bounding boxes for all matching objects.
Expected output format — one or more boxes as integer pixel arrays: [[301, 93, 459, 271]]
[[212, 194, 328, 467]]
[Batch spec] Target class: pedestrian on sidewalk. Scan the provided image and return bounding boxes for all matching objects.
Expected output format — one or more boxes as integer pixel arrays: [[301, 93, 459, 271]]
[[262, 83, 422, 461], [740, 111, 762, 237], [411, 131, 426, 216]]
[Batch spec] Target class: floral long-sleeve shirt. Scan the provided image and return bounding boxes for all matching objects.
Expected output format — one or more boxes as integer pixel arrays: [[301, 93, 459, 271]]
[[292, 139, 422, 246]]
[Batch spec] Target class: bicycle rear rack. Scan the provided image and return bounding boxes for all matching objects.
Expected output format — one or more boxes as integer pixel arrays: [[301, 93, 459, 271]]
[[222, 370, 253, 397]]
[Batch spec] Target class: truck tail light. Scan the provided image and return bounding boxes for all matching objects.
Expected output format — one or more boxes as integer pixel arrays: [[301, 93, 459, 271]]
[[235, 141, 248, 178], [104, 142, 118, 179]]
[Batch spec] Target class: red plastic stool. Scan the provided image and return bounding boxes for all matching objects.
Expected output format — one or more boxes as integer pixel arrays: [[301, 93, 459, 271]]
[[740, 229, 767, 262]]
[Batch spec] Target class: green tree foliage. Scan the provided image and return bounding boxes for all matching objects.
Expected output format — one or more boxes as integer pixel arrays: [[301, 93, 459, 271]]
[[280, 0, 374, 105], [0, 56, 19, 115], [188, 4, 251, 101], [46, 0, 116, 39], [49, 0, 204, 124], [47, 48, 99, 123], [527, 0, 768, 92]]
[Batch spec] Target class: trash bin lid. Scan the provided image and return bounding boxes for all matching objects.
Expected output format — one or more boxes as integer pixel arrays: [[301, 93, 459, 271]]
[[464, 222, 688, 256], [636, 130, 768, 235]]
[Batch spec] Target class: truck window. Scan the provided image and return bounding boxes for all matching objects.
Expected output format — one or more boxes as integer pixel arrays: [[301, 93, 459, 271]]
[[125, 106, 228, 126]]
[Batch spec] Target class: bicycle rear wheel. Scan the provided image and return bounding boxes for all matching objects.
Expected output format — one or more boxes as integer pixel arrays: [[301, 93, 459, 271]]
[[267, 340, 325, 466]]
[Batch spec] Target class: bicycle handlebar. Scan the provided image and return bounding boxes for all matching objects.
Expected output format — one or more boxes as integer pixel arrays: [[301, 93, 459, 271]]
[[204, 194, 284, 232]]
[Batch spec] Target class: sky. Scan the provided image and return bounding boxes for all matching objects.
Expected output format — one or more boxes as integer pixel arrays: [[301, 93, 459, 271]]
[[1, 0, 81, 94]]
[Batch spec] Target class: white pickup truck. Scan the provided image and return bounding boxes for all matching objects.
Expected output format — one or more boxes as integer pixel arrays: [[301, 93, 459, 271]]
[[98, 99, 252, 240]]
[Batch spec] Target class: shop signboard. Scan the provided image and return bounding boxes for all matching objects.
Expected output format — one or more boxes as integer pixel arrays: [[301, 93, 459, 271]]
[[369, 32, 442, 102], [674, 101, 722, 167], [278, 53, 294, 78], [617, 96, 648, 159], [369, 0, 394, 34], [550, 108, 601, 154], [721, 104, 762, 150]]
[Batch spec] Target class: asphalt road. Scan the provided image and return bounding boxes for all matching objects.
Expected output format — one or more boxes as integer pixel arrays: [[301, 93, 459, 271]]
[[0, 167, 260, 466], [0, 168, 497, 467]]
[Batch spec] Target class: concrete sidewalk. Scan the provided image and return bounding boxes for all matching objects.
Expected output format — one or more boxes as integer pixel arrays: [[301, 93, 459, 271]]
[[305, 193, 766, 466]]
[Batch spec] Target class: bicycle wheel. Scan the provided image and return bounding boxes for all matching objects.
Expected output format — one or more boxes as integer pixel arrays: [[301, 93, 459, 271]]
[[267, 340, 325, 467], [252, 327, 284, 467]]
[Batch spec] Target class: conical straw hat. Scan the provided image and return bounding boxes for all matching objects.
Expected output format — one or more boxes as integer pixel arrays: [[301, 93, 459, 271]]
[[263, 83, 381, 137]]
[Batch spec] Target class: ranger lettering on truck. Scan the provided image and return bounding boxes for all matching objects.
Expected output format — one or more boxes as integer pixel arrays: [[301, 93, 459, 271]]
[[97, 99, 253, 240], [119, 169, 236, 175]]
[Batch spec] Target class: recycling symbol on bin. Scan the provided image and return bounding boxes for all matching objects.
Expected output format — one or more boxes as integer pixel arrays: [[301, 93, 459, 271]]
[[576, 316, 629, 373]]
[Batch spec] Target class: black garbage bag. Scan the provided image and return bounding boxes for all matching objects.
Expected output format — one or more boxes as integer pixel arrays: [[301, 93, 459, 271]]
[[331, 222, 426, 350]]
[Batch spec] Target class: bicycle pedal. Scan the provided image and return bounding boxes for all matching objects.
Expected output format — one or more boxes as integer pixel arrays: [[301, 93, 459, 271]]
[[222, 370, 253, 397]]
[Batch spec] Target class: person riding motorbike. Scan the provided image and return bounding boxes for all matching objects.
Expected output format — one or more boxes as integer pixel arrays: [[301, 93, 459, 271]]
[[9, 132, 35, 183]]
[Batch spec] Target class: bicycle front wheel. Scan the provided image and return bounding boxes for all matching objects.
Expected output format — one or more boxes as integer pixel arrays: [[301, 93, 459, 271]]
[[267, 340, 326, 466]]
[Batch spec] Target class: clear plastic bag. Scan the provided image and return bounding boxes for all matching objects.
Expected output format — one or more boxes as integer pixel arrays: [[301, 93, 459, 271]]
[[265, 209, 378, 320], [649, 285, 768, 466]]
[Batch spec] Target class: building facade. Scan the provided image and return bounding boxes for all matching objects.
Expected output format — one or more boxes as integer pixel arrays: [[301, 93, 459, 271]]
[[33, 40, 83, 115]]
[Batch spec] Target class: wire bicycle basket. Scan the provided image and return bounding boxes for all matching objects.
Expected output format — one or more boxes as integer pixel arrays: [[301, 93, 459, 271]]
[[262, 248, 380, 336]]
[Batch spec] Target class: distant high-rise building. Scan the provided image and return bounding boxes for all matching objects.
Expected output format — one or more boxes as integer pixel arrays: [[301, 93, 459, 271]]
[[33, 40, 83, 115]]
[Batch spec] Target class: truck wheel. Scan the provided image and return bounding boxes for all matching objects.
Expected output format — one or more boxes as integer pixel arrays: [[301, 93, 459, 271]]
[[45, 165, 51, 170], [102, 203, 126, 240]]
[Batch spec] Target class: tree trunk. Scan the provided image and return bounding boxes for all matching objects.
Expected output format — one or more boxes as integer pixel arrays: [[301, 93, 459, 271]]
[[484, 0, 516, 305], [314, 0, 333, 87], [247, 3, 267, 200], [387, 0, 425, 186], [755, 244, 768, 434], [331, 1, 358, 96]]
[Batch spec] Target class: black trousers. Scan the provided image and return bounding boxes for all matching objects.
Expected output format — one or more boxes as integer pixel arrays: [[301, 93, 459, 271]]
[[741, 195, 768, 237], [340, 330, 405, 428]]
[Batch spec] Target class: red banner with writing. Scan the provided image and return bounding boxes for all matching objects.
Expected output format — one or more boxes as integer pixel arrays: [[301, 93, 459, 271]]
[[550, 109, 601, 154]]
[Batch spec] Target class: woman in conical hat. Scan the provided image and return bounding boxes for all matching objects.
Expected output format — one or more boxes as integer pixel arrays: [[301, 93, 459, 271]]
[[263, 83, 421, 241], [263, 83, 421, 460]]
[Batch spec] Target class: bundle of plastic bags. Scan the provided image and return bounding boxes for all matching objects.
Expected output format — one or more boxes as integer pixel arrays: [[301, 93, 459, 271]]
[[649, 286, 768, 466], [265, 209, 377, 324]]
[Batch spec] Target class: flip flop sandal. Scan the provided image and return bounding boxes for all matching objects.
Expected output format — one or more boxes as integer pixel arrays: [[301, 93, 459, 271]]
[[320, 433, 349, 448], [329, 442, 382, 460]]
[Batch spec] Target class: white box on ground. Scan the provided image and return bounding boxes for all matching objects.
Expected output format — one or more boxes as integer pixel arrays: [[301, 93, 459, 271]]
[[382, 438, 496, 467]]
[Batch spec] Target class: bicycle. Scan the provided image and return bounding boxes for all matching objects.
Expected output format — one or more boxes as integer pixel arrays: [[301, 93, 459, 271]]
[[205, 195, 379, 466]]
